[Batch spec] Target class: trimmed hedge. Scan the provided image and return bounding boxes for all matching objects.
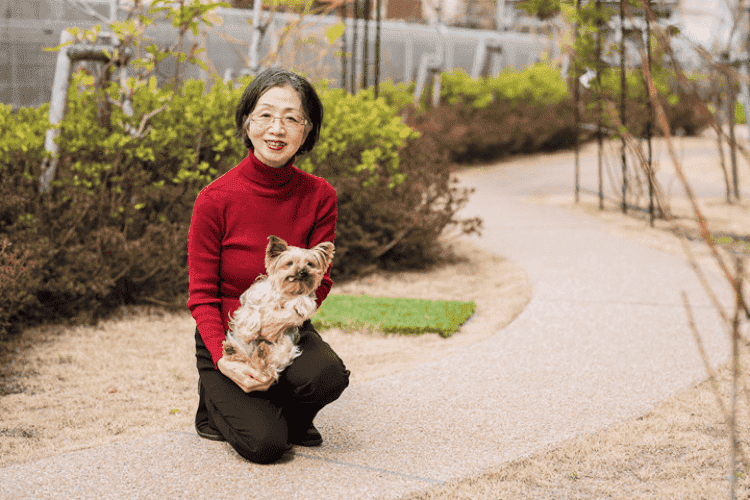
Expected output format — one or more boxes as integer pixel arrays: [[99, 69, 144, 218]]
[[406, 63, 709, 164]]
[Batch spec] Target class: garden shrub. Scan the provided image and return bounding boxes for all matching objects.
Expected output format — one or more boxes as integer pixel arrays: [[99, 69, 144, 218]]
[[0, 74, 481, 337], [413, 64, 579, 163], [590, 66, 710, 137], [441, 64, 570, 110], [411, 63, 709, 164], [299, 87, 481, 280], [0, 237, 44, 341], [0, 104, 49, 338], [376, 80, 415, 113], [0, 60, 713, 340], [0, 74, 247, 331]]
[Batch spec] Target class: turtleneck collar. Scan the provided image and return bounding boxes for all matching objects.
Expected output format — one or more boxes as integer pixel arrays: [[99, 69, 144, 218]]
[[239, 149, 296, 193]]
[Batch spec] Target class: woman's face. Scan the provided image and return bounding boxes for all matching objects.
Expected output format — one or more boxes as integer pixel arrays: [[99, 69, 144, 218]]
[[246, 84, 310, 168]]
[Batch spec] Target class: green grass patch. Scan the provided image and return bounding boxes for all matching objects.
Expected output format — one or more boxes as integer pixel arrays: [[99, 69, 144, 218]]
[[312, 294, 476, 338]]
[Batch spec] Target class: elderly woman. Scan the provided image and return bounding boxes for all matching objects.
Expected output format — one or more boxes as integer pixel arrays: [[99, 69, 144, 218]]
[[187, 68, 350, 464]]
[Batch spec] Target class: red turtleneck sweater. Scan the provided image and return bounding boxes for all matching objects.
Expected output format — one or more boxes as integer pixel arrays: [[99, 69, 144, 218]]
[[187, 151, 337, 368]]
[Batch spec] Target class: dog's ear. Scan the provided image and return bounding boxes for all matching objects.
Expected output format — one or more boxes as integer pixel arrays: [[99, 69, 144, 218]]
[[265, 235, 288, 270], [312, 241, 335, 268]]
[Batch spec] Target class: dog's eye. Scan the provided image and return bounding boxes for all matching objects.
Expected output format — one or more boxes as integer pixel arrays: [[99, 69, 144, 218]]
[[306, 261, 314, 267], [284, 261, 293, 267]]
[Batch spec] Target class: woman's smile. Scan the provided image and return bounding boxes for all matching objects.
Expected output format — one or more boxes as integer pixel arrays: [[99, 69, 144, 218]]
[[265, 140, 286, 151]]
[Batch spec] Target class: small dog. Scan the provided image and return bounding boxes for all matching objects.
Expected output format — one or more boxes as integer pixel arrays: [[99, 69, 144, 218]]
[[218, 235, 335, 392]]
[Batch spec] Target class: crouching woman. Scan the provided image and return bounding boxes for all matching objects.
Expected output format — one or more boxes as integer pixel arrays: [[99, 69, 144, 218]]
[[187, 68, 350, 464]]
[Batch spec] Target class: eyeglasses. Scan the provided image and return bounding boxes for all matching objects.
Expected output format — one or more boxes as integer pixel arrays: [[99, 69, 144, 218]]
[[249, 112, 308, 129]]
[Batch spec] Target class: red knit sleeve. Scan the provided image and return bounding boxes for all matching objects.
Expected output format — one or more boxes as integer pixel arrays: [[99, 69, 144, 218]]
[[187, 188, 226, 368], [310, 181, 337, 307]]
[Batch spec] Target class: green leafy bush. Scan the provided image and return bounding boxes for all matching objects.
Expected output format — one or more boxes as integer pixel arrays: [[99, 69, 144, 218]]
[[376, 80, 415, 113], [0, 104, 49, 190], [441, 64, 569, 111], [589, 66, 709, 137], [0, 73, 247, 329], [0, 75, 481, 337], [441, 69, 497, 109], [413, 63, 708, 164], [413, 64, 578, 163], [32, 74, 244, 321], [0, 238, 44, 340], [298, 86, 419, 189], [0, 57, 712, 340], [301, 87, 481, 279]]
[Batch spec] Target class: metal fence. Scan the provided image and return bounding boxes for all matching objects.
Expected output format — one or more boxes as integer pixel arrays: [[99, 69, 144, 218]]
[[0, 0, 549, 109]]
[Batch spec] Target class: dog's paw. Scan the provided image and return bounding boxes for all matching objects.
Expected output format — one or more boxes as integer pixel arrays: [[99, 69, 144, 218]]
[[222, 341, 237, 356], [289, 296, 317, 319]]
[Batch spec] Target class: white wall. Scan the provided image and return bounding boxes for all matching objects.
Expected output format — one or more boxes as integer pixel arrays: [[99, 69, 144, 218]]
[[679, 0, 736, 48]]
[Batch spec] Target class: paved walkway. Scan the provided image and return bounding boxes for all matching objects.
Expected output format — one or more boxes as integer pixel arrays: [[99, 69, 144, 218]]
[[0, 145, 736, 499]]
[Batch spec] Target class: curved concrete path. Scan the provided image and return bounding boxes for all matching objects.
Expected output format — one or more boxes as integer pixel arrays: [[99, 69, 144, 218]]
[[0, 146, 735, 499]]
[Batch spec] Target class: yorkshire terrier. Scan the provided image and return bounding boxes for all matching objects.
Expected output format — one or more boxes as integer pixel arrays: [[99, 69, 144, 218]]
[[218, 235, 335, 392]]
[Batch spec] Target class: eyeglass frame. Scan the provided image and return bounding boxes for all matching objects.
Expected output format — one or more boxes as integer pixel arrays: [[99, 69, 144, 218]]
[[246, 111, 309, 130]]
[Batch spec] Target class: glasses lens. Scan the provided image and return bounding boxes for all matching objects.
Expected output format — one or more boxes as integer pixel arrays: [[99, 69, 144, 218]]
[[251, 113, 306, 128], [251, 114, 272, 126], [283, 115, 304, 127]]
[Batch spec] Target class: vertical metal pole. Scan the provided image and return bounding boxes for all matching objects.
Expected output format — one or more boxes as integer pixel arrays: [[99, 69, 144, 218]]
[[249, 0, 263, 74], [730, 257, 743, 500], [646, 4, 654, 225], [340, 3, 348, 91], [496, 0, 507, 30], [717, 90, 731, 204], [596, 0, 604, 211], [573, 0, 581, 203], [110, 0, 119, 23], [404, 35, 414, 84], [362, 0, 370, 90], [620, 0, 627, 214], [111, 0, 133, 116], [374, 0, 381, 97], [432, 23, 444, 107], [351, 0, 359, 93], [748, 5, 750, 203], [9, 13, 18, 109], [728, 66, 739, 202]]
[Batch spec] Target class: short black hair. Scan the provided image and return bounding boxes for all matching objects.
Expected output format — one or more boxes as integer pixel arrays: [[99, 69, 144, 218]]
[[234, 68, 323, 156]]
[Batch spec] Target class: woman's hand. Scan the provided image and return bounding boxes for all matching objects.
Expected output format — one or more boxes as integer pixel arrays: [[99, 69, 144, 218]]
[[217, 357, 274, 392], [218, 339, 275, 392]]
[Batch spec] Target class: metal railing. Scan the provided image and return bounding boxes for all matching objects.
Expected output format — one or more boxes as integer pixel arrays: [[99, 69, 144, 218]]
[[0, 0, 549, 109]]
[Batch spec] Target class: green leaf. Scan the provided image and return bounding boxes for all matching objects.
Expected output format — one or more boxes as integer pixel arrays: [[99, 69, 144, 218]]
[[325, 22, 346, 45], [188, 57, 209, 72], [145, 43, 160, 55]]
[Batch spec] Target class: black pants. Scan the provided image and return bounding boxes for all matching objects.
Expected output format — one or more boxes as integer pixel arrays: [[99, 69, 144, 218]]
[[195, 321, 350, 464]]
